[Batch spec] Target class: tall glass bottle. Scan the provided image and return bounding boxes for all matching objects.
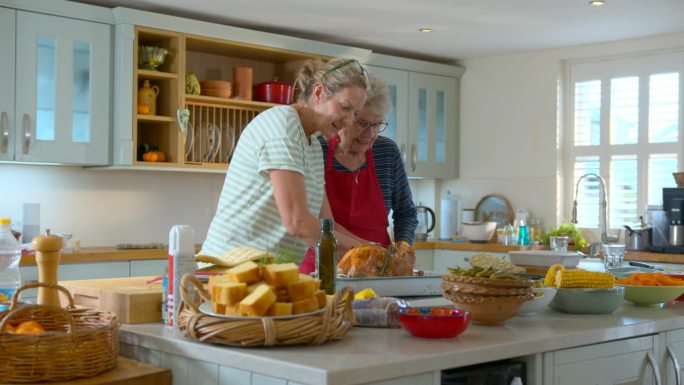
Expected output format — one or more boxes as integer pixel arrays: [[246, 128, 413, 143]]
[[315, 218, 338, 295]]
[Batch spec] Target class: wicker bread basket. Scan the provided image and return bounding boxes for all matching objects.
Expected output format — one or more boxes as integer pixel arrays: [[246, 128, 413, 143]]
[[178, 274, 355, 347], [0, 283, 119, 383]]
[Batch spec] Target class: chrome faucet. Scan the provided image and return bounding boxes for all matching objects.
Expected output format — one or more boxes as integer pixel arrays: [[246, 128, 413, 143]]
[[571, 173, 620, 256]]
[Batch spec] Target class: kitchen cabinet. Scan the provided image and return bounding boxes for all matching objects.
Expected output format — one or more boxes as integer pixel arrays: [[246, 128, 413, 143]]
[[661, 329, 684, 385], [367, 58, 462, 179], [0, 8, 111, 165], [111, 9, 370, 172], [543, 335, 659, 385]]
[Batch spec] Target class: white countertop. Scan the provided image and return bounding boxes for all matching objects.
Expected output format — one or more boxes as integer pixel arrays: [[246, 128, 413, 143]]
[[119, 299, 684, 385]]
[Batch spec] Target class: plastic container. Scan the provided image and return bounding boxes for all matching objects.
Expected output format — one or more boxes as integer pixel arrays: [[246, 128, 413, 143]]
[[440, 190, 459, 240], [0, 218, 21, 310]]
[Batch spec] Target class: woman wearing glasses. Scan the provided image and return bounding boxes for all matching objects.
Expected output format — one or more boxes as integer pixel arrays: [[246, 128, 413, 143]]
[[299, 74, 418, 273], [200, 58, 369, 262]]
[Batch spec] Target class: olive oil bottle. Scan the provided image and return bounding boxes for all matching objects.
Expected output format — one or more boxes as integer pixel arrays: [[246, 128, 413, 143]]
[[315, 218, 338, 295]]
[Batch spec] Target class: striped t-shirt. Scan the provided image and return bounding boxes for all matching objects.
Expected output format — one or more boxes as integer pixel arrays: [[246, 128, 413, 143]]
[[319, 135, 418, 244], [200, 106, 325, 259]]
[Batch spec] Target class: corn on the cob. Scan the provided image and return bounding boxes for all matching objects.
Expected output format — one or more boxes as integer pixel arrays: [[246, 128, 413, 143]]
[[544, 263, 614, 288]]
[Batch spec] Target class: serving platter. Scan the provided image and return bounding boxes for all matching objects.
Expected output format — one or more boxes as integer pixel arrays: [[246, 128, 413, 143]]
[[337, 272, 442, 297], [474, 194, 513, 229], [198, 302, 324, 320]]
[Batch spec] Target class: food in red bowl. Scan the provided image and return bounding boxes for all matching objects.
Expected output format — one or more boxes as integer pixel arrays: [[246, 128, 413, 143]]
[[666, 273, 684, 301], [398, 307, 470, 339]]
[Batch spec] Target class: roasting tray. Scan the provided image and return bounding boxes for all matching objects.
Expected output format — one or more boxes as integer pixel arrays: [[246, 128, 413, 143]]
[[336, 272, 442, 297]]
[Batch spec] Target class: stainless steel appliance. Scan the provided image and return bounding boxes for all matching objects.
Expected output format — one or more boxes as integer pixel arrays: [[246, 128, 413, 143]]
[[650, 188, 684, 253], [415, 205, 436, 241]]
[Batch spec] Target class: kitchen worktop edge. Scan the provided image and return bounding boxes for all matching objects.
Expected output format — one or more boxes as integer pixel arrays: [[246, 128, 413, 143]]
[[19, 242, 684, 265]]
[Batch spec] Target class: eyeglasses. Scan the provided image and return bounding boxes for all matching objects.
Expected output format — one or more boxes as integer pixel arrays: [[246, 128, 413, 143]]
[[319, 59, 368, 81], [354, 119, 388, 134]]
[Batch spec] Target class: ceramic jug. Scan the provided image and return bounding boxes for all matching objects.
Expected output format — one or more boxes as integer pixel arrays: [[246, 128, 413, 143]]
[[138, 80, 160, 115], [415, 205, 436, 242]]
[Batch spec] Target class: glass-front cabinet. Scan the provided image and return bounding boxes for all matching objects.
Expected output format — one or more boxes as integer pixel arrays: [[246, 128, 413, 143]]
[[0, 9, 111, 165], [0, 8, 14, 162], [368, 64, 459, 178]]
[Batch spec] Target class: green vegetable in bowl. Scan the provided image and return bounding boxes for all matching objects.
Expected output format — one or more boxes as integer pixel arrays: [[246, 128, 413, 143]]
[[542, 223, 587, 251]]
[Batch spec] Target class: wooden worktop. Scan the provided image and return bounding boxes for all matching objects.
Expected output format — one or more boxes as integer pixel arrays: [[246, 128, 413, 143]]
[[18, 241, 684, 266]]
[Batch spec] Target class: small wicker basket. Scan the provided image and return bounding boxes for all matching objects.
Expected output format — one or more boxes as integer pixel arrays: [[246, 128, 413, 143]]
[[674, 172, 684, 187], [178, 274, 355, 347], [0, 283, 119, 383]]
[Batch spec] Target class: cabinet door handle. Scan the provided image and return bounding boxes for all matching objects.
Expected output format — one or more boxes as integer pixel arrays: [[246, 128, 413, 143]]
[[667, 346, 682, 385], [0, 111, 8, 154], [647, 351, 663, 385], [22, 114, 31, 155], [410, 143, 417, 172], [400, 143, 406, 165]]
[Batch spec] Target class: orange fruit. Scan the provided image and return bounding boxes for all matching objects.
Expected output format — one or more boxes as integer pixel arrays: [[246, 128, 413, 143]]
[[15, 320, 45, 335]]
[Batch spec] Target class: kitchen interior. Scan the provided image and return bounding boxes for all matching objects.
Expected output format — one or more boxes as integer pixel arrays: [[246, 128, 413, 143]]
[[2, 0, 684, 384]]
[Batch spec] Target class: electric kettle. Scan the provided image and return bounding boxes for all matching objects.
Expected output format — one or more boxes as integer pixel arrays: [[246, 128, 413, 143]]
[[415, 206, 436, 242]]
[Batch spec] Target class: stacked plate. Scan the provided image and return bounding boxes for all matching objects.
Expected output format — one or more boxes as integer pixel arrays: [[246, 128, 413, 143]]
[[441, 274, 535, 325]]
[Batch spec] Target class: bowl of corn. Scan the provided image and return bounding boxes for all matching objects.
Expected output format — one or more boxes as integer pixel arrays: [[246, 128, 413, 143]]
[[545, 263, 623, 314]]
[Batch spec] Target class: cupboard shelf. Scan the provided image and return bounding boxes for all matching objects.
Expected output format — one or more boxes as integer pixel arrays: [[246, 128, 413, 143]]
[[184, 94, 279, 109], [137, 114, 174, 123], [136, 69, 177, 80]]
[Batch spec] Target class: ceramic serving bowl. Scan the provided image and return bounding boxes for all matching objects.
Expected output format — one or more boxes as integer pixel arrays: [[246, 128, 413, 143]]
[[398, 307, 470, 339], [518, 286, 557, 315], [618, 285, 684, 307], [461, 222, 498, 243], [549, 287, 624, 314]]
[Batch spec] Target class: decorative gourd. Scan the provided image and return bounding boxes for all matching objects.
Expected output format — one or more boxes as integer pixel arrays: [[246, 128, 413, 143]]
[[142, 150, 166, 162]]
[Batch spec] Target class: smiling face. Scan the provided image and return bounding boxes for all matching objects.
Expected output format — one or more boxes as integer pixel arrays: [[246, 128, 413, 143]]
[[338, 107, 385, 154], [311, 84, 366, 139]]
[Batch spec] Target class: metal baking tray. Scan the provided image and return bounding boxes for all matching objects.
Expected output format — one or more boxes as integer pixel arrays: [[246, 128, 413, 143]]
[[336, 272, 443, 297]]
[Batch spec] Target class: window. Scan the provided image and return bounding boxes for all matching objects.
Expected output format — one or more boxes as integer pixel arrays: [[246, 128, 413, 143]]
[[566, 52, 683, 232]]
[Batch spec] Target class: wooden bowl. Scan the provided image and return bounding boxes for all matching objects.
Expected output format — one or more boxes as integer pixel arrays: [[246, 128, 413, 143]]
[[443, 291, 530, 325], [201, 80, 232, 98]]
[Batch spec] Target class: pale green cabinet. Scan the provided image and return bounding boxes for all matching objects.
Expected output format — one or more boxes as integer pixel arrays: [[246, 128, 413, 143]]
[[367, 64, 460, 179], [1, 9, 111, 165]]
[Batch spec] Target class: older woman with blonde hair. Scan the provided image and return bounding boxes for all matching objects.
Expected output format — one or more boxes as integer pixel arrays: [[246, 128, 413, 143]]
[[200, 58, 370, 262], [300, 74, 417, 273]]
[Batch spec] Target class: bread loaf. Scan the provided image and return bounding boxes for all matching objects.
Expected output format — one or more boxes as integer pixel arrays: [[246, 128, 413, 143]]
[[263, 263, 299, 288], [287, 279, 316, 302], [292, 296, 319, 314], [227, 261, 261, 284], [238, 284, 276, 316], [212, 282, 247, 305], [267, 302, 293, 316]]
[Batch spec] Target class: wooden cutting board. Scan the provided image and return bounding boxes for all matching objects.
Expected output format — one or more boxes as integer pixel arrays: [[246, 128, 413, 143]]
[[59, 276, 163, 324]]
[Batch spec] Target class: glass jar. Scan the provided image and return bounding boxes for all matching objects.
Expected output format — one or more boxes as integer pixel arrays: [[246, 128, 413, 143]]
[[529, 218, 543, 245]]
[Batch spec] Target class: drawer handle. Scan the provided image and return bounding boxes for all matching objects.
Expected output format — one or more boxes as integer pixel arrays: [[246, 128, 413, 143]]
[[647, 351, 662, 385], [0, 111, 8, 154], [668, 346, 682, 385]]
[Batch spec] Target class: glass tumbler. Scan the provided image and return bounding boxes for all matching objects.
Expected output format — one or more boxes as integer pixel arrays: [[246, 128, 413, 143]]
[[602, 243, 626, 270], [550, 236, 569, 252]]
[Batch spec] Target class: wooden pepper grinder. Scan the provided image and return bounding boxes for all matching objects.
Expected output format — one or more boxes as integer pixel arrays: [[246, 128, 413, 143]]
[[32, 231, 63, 306]]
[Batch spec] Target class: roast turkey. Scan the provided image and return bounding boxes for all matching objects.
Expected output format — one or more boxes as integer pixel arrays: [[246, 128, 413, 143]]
[[337, 241, 416, 278]]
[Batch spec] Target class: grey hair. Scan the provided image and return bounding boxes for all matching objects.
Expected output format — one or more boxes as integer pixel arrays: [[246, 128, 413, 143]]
[[294, 58, 369, 102], [364, 74, 392, 117]]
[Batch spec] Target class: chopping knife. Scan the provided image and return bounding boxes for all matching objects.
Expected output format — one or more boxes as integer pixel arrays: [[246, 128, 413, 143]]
[[628, 261, 662, 270]]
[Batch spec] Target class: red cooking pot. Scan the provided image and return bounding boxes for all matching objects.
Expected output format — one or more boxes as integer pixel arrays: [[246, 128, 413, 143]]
[[254, 78, 293, 104]]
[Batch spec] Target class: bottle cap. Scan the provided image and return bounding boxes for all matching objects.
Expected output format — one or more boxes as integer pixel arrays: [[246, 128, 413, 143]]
[[0, 219, 10, 225]]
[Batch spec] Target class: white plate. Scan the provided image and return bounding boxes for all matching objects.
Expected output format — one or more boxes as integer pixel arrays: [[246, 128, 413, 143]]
[[198, 302, 325, 320], [336, 273, 443, 297]]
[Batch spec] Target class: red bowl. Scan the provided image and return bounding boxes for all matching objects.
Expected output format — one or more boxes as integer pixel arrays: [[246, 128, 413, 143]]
[[398, 307, 470, 339], [667, 274, 684, 301]]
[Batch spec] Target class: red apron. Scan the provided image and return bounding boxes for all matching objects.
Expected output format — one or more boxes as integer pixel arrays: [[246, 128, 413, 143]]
[[300, 135, 390, 273]]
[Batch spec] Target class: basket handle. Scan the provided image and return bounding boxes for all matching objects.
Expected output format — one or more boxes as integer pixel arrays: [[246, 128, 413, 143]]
[[0, 304, 79, 345], [10, 282, 76, 310], [180, 273, 209, 313], [311, 285, 355, 345]]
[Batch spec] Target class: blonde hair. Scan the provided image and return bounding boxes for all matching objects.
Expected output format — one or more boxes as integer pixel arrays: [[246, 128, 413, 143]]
[[294, 58, 369, 102], [364, 74, 392, 117]]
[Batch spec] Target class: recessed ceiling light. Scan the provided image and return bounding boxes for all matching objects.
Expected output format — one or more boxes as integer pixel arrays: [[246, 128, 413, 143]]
[[589, 0, 606, 6], [419, 28, 433, 33]]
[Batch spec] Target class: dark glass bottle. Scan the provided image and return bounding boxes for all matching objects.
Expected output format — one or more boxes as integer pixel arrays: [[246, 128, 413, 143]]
[[315, 218, 338, 295]]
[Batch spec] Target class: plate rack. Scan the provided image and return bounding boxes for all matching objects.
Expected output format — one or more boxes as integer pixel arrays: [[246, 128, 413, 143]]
[[183, 100, 268, 165]]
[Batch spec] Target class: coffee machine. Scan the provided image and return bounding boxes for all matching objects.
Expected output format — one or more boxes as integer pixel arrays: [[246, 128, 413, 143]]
[[650, 187, 684, 253]]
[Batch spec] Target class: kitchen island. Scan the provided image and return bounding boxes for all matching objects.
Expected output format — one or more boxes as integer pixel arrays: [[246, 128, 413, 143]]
[[119, 299, 684, 385]]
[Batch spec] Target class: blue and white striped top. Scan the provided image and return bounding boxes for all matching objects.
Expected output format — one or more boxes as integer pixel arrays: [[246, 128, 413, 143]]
[[319, 135, 418, 244]]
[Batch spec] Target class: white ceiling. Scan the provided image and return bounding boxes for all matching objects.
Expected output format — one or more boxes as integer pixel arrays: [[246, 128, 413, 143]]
[[70, 0, 684, 63]]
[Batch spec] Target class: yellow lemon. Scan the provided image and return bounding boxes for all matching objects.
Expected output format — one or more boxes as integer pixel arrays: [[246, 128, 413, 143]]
[[354, 288, 378, 300]]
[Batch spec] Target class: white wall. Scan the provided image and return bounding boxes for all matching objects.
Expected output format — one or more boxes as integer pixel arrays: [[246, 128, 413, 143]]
[[2, 164, 224, 246], [417, 31, 684, 240], [3, 32, 684, 247]]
